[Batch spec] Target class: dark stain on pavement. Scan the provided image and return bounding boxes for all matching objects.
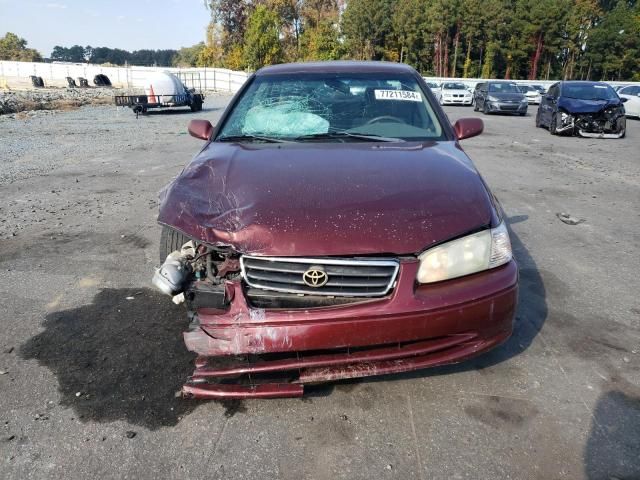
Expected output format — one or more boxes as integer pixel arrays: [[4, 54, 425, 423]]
[[117, 233, 151, 250], [464, 395, 539, 429], [219, 399, 247, 418], [20, 288, 198, 429]]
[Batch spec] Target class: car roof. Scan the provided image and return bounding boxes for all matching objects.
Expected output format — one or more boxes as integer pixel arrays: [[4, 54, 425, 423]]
[[256, 61, 417, 76], [560, 80, 609, 87]]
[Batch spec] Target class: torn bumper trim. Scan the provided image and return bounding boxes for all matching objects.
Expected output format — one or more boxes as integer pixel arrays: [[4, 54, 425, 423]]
[[297, 331, 509, 383], [577, 130, 625, 139], [182, 382, 304, 399], [181, 330, 509, 399], [191, 334, 477, 378]]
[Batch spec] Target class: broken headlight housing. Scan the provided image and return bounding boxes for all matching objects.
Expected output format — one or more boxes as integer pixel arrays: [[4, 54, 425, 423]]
[[416, 222, 512, 284]]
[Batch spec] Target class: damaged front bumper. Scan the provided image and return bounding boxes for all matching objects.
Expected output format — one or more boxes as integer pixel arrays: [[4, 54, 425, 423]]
[[557, 108, 626, 138], [179, 259, 518, 399]]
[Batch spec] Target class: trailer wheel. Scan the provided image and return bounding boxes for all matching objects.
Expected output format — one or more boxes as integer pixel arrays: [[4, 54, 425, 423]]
[[159, 227, 190, 263], [190, 94, 203, 112], [190, 98, 203, 112]]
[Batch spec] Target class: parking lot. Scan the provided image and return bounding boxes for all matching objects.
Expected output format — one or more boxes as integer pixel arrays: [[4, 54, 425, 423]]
[[0, 97, 638, 479]]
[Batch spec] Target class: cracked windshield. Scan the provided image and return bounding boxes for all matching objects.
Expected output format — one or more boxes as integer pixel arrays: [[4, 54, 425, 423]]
[[217, 73, 443, 142]]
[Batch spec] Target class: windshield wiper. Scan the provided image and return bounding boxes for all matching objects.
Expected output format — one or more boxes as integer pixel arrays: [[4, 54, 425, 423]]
[[217, 134, 289, 143], [295, 131, 403, 142]]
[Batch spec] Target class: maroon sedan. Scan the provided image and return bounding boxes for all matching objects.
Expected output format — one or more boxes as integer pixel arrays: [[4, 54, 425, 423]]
[[152, 61, 518, 399]]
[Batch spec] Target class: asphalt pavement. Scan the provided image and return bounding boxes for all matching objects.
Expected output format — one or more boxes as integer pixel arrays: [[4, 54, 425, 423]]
[[0, 98, 638, 479]]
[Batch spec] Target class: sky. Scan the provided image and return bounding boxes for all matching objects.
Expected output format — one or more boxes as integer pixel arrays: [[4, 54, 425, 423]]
[[0, 0, 210, 57]]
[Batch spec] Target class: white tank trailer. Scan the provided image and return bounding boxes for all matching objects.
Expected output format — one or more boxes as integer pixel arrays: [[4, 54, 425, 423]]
[[114, 71, 204, 117]]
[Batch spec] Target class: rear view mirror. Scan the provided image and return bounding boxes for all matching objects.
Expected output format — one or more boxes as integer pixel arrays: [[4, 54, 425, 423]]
[[453, 118, 484, 140], [188, 120, 213, 141]]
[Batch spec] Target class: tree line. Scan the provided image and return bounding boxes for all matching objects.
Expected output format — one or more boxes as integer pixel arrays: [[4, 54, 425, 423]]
[[49, 45, 178, 67], [199, 0, 639, 81]]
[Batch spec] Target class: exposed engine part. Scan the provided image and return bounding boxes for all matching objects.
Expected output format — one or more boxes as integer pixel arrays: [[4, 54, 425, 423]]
[[558, 105, 626, 138], [556, 112, 576, 133], [172, 293, 186, 305], [152, 242, 195, 296], [185, 281, 229, 310]]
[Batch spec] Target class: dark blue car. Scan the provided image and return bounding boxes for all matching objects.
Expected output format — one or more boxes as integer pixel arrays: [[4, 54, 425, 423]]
[[535, 81, 627, 138]]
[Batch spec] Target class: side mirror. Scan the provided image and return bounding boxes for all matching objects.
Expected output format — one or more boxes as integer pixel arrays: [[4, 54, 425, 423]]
[[453, 117, 484, 140], [620, 97, 628, 103], [188, 119, 213, 141], [545, 95, 556, 103]]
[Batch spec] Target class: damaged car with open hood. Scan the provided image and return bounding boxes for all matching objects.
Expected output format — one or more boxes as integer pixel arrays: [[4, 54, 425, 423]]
[[535, 81, 627, 138], [153, 61, 518, 399]]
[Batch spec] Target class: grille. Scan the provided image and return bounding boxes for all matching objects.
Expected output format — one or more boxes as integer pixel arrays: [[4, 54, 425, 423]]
[[241, 256, 399, 297]]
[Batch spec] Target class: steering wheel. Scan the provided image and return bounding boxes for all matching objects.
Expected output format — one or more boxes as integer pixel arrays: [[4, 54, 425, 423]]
[[365, 115, 404, 125]]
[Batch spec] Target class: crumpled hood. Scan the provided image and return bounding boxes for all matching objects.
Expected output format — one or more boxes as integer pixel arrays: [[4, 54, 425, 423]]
[[558, 97, 622, 114], [158, 141, 496, 256]]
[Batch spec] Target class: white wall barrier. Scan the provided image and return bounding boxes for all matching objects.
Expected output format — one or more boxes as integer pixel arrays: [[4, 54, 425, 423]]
[[1, 61, 636, 92], [0, 60, 250, 92]]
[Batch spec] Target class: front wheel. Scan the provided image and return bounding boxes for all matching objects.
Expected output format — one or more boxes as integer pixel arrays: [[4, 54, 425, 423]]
[[549, 114, 558, 135], [159, 227, 190, 263], [535, 109, 542, 128], [482, 101, 489, 115]]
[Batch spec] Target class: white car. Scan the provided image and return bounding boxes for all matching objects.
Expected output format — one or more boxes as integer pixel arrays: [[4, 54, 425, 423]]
[[438, 82, 473, 105], [518, 85, 542, 104], [618, 85, 640, 118]]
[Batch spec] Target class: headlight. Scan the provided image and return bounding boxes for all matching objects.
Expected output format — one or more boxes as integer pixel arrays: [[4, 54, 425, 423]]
[[416, 222, 512, 284], [487, 96, 499, 102]]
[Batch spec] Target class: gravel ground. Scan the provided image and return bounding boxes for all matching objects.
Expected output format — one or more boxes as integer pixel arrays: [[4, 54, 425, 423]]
[[0, 98, 638, 480], [0, 88, 132, 115]]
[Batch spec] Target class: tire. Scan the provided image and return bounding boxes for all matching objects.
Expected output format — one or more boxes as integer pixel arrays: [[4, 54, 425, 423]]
[[473, 97, 479, 112], [535, 108, 542, 128], [549, 114, 558, 135], [190, 96, 203, 112], [482, 101, 489, 115], [159, 226, 190, 263]]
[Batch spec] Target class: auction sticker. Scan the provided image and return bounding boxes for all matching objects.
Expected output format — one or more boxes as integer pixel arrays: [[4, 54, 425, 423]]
[[374, 90, 422, 102]]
